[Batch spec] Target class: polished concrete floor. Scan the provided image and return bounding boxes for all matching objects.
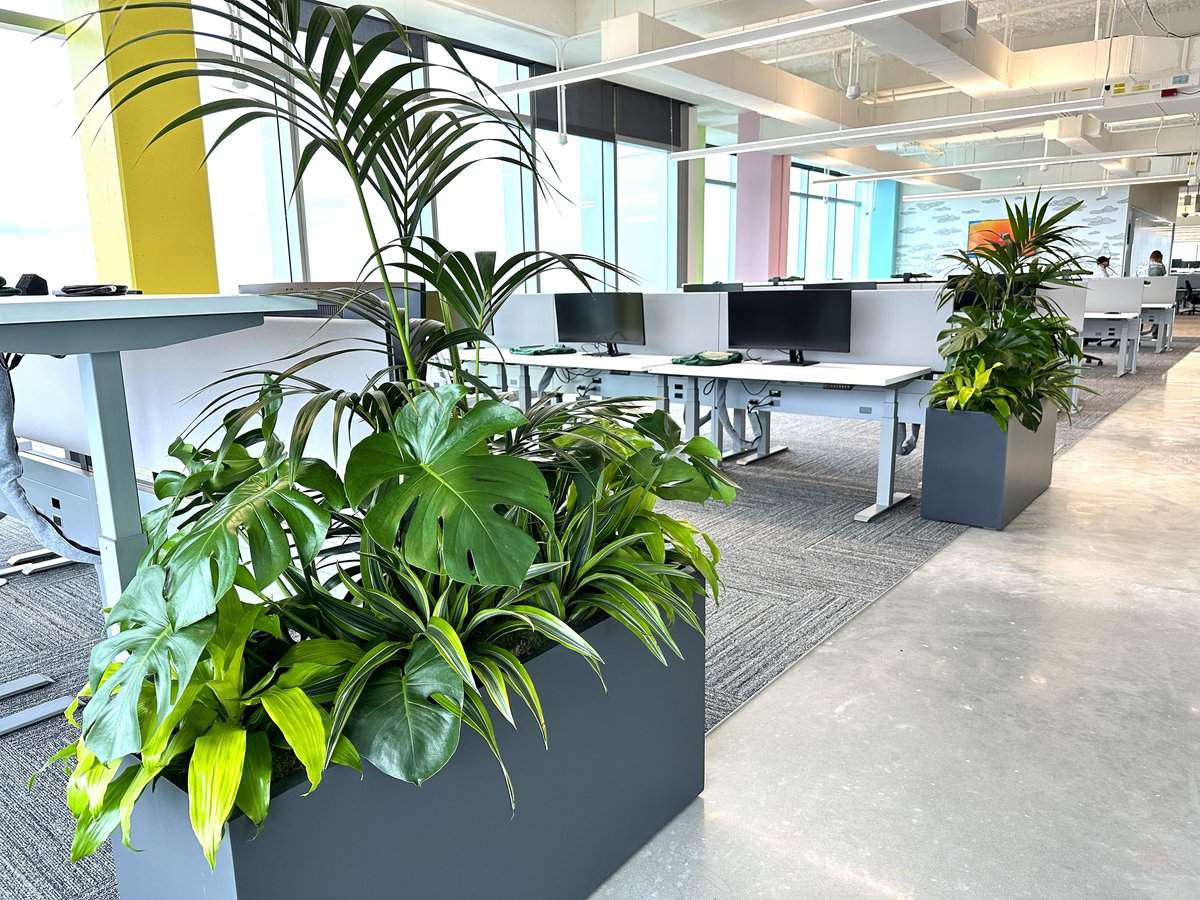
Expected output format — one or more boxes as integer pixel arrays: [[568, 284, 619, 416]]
[[594, 325, 1200, 899]]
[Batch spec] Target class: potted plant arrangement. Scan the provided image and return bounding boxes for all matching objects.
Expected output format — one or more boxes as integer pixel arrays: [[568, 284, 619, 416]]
[[920, 194, 1088, 530], [40, 4, 735, 898]]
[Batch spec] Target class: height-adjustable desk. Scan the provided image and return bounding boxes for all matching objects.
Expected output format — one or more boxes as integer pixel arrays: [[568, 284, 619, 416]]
[[468, 347, 674, 412], [649, 361, 932, 523], [1140, 303, 1175, 353], [0, 293, 315, 735], [1080, 312, 1140, 376]]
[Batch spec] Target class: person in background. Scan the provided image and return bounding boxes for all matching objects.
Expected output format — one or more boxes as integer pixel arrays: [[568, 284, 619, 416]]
[[1147, 250, 1167, 277], [1094, 255, 1114, 277]]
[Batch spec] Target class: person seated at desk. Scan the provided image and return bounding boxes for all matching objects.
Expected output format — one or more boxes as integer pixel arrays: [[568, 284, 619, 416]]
[[1147, 250, 1167, 277], [1094, 255, 1114, 277]]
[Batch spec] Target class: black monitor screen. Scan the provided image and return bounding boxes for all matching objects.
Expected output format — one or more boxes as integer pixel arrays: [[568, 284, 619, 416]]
[[727, 290, 851, 353], [555, 292, 646, 347]]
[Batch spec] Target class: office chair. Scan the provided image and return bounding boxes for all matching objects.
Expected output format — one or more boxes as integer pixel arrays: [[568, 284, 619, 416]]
[[1183, 280, 1199, 315]]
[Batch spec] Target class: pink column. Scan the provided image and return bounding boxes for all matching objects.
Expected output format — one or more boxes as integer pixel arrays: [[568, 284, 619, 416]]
[[733, 112, 790, 282]]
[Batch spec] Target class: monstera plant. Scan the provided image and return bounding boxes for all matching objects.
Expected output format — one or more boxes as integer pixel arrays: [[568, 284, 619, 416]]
[[44, 0, 734, 866]]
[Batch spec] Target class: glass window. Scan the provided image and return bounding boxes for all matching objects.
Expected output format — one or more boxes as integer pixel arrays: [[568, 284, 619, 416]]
[[616, 141, 676, 290], [199, 78, 301, 291], [703, 182, 734, 284], [534, 130, 614, 291], [2, 1, 63, 14], [702, 152, 736, 284], [805, 197, 830, 280], [0, 26, 96, 287]]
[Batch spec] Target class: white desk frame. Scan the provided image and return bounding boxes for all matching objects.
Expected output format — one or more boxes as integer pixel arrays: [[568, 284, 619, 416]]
[[651, 362, 933, 523], [1081, 312, 1140, 377], [1140, 303, 1175, 353], [0, 293, 315, 735], [468, 348, 674, 413]]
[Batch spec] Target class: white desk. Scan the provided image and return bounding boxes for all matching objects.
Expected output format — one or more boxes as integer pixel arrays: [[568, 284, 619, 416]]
[[1140, 303, 1175, 353], [649, 361, 933, 522], [1081, 312, 1140, 377], [0, 293, 315, 735], [469, 347, 675, 411]]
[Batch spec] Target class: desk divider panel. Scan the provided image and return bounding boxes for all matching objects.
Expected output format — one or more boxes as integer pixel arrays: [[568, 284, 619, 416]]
[[1084, 277, 1145, 315], [1141, 276, 1176, 306], [727, 288, 947, 371]]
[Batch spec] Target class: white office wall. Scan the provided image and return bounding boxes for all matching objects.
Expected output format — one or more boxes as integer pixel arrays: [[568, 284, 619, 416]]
[[896, 187, 1128, 277]]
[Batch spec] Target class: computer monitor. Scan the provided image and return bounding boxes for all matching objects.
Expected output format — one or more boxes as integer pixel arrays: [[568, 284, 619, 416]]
[[799, 280, 876, 291], [727, 290, 851, 366], [683, 282, 743, 293], [554, 292, 647, 356]]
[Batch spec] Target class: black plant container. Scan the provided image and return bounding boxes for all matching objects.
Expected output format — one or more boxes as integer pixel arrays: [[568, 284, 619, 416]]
[[111, 601, 705, 900], [920, 400, 1057, 530]]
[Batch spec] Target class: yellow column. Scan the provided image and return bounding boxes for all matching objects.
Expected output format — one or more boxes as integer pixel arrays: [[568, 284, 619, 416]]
[[65, 0, 218, 293]]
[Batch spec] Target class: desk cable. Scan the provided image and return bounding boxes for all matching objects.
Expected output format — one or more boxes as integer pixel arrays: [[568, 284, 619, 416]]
[[0, 357, 101, 563]]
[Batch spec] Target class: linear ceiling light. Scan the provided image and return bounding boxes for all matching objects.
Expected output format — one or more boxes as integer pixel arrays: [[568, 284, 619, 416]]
[[669, 98, 1104, 162], [810, 149, 1163, 185], [899, 173, 1189, 201], [486, 0, 961, 98]]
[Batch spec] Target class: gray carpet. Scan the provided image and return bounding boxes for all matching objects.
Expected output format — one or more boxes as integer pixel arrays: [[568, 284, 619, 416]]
[[1, 335, 1195, 900]]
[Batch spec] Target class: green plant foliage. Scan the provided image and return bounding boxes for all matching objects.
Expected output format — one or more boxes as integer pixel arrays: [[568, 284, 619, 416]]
[[48, 0, 736, 867], [928, 193, 1094, 431], [346, 384, 554, 586]]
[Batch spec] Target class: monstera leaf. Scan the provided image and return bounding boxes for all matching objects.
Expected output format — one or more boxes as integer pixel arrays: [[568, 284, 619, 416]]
[[344, 638, 463, 784], [345, 384, 552, 586], [162, 470, 333, 624], [83, 566, 217, 763]]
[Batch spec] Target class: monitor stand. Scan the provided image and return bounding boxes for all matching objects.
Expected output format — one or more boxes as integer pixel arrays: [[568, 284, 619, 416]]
[[765, 350, 818, 366], [584, 342, 630, 357]]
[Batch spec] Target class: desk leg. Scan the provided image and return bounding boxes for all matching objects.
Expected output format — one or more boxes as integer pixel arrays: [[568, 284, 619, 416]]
[[1156, 318, 1166, 353], [735, 408, 789, 466], [78, 352, 147, 606], [682, 377, 701, 440], [1128, 322, 1138, 374], [656, 374, 668, 415], [518, 366, 533, 411], [855, 389, 910, 523], [1115, 328, 1128, 378]]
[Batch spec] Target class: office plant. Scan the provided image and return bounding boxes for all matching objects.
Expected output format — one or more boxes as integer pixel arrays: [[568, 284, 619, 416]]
[[921, 194, 1089, 529], [45, 3, 734, 893]]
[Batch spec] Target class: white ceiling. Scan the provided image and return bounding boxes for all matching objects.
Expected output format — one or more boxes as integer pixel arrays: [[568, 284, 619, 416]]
[[360, 0, 1200, 192]]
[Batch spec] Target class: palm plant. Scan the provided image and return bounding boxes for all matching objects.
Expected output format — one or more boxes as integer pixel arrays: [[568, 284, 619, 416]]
[[929, 194, 1091, 431], [45, 0, 735, 866]]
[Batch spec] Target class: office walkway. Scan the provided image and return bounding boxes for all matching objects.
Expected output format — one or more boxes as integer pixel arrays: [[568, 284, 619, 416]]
[[594, 322, 1200, 899]]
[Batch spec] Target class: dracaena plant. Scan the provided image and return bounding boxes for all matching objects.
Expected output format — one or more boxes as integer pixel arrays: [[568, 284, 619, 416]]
[[929, 193, 1092, 432], [42, 0, 735, 867]]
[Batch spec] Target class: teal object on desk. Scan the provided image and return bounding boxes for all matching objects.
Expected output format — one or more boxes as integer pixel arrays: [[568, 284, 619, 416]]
[[670, 350, 743, 366], [508, 345, 574, 355]]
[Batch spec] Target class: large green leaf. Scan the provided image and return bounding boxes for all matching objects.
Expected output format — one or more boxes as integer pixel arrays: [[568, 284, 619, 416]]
[[188, 721, 247, 868], [344, 638, 463, 784], [345, 384, 552, 586], [234, 731, 273, 832], [260, 687, 327, 793], [82, 566, 217, 763]]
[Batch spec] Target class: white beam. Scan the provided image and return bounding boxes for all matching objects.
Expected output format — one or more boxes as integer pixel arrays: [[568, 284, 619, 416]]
[[486, 0, 961, 97], [670, 98, 1104, 161]]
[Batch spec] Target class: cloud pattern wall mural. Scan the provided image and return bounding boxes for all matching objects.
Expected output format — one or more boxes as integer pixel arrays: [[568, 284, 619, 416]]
[[894, 186, 1129, 276]]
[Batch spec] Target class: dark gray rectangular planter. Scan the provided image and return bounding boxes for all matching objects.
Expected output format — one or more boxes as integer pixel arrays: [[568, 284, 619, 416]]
[[112, 602, 705, 900], [920, 401, 1057, 530]]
